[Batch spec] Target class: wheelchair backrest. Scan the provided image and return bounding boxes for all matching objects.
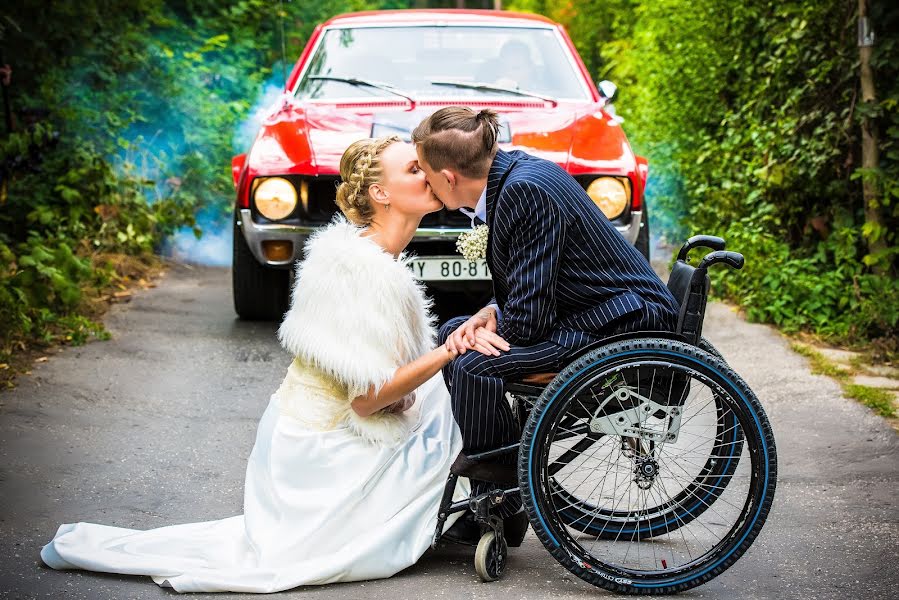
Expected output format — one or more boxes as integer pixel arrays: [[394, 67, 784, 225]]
[[666, 235, 745, 345], [667, 261, 710, 345]]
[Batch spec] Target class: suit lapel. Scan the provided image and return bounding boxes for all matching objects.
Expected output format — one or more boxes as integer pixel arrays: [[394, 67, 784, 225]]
[[484, 149, 518, 299], [485, 149, 516, 229], [486, 150, 518, 262]]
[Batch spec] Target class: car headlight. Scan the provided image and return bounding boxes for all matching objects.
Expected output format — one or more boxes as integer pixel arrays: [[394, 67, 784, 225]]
[[254, 177, 297, 220], [586, 177, 629, 220]]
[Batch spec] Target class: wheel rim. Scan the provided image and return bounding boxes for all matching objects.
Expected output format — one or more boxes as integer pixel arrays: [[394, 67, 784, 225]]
[[550, 387, 744, 539], [526, 350, 772, 585]]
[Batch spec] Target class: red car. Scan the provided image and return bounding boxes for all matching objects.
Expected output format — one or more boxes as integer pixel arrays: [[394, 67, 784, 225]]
[[231, 9, 650, 320]]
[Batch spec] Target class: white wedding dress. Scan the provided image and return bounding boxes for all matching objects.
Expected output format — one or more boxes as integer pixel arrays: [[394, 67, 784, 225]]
[[40, 219, 468, 593], [41, 365, 466, 593]]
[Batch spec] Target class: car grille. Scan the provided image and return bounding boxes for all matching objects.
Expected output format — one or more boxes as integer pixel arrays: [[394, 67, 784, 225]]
[[305, 176, 341, 220]]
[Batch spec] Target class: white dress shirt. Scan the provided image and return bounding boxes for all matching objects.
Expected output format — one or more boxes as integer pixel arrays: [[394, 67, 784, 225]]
[[459, 186, 488, 226]]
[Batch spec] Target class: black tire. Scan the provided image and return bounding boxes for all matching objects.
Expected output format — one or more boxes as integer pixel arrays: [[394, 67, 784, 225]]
[[698, 337, 725, 362], [519, 338, 776, 595], [635, 207, 650, 262], [232, 212, 290, 321]]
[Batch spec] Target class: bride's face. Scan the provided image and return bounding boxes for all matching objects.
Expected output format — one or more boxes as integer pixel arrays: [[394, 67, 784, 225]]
[[376, 142, 444, 216]]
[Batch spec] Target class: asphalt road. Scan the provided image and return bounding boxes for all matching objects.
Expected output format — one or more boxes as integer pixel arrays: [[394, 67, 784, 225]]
[[1, 264, 897, 599]]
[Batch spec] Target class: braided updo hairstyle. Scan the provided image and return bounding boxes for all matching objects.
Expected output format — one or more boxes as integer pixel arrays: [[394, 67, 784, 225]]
[[335, 135, 401, 226]]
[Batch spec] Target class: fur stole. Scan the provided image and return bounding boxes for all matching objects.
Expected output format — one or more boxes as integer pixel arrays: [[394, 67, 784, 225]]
[[277, 218, 436, 445]]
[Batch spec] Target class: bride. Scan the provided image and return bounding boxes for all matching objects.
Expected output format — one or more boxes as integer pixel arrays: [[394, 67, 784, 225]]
[[40, 136, 474, 593]]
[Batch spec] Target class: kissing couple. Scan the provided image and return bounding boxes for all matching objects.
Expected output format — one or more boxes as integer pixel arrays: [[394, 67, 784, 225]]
[[40, 107, 679, 592]]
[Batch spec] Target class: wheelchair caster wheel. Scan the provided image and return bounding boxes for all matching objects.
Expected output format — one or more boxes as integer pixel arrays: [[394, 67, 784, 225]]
[[474, 530, 507, 582]]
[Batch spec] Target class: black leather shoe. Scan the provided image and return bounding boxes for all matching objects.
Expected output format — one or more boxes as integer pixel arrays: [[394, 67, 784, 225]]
[[504, 510, 529, 547], [442, 511, 480, 546]]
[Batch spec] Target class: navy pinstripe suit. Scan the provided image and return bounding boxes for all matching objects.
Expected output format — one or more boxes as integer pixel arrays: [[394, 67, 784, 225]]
[[439, 150, 678, 508]]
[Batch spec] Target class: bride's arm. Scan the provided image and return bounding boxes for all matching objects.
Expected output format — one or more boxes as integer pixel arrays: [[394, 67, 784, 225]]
[[351, 346, 457, 417]]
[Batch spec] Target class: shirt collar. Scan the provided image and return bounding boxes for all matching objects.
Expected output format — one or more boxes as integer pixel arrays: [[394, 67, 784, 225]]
[[459, 186, 488, 227]]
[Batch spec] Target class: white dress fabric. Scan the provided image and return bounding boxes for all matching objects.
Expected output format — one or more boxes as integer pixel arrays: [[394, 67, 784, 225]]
[[40, 219, 468, 593]]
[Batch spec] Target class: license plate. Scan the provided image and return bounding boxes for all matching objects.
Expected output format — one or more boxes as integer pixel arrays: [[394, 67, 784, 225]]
[[407, 256, 491, 281]]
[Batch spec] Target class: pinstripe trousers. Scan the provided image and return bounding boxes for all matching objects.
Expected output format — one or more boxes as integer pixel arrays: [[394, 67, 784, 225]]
[[439, 309, 672, 517], [439, 316, 579, 457], [439, 316, 591, 517], [438, 308, 670, 458]]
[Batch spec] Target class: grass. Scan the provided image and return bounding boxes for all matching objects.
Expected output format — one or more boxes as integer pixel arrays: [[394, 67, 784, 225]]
[[790, 342, 897, 419], [789, 343, 853, 380], [0, 252, 163, 391]]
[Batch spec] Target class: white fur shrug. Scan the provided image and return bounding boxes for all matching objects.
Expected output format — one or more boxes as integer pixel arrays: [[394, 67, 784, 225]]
[[277, 218, 437, 444]]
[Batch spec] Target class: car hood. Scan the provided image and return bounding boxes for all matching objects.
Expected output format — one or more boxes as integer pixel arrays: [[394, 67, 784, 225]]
[[245, 100, 637, 178]]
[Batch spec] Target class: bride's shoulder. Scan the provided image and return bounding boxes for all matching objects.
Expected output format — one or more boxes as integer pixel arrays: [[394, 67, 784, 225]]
[[300, 217, 383, 272]]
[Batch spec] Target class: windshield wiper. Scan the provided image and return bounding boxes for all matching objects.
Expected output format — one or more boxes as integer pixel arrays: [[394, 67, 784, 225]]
[[307, 76, 416, 105], [428, 79, 557, 106]]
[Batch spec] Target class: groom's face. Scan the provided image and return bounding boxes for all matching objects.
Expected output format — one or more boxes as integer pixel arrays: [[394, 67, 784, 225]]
[[415, 148, 462, 210]]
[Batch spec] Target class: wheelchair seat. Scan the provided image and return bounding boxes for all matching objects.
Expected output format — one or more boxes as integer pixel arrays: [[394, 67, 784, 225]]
[[506, 235, 744, 388]]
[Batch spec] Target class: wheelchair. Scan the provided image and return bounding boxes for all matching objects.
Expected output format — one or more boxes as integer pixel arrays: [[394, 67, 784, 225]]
[[433, 236, 778, 595]]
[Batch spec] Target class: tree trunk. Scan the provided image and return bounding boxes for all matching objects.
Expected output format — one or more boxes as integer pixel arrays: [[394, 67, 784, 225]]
[[858, 0, 886, 272]]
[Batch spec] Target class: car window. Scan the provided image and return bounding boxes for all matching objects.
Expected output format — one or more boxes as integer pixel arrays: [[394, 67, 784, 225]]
[[295, 25, 589, 101]]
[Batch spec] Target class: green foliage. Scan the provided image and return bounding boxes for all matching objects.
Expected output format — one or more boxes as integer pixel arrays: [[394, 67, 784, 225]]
[[599, 0, 899, 345], [843, 384, 896, 418], [789, 342, 853, 380], [790, 341, 896, 417], [2, 0, 897, 365]]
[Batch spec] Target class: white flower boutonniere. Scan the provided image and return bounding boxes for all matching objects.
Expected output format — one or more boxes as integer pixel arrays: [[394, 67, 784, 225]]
[[456, 224, 489, 262]]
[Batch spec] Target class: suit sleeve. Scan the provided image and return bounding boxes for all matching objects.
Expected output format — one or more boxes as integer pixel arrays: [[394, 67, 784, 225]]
[[493, 180, 565, 346]]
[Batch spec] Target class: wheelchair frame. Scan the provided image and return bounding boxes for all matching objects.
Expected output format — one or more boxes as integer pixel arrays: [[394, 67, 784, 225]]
[[431, 236, 773, 592]]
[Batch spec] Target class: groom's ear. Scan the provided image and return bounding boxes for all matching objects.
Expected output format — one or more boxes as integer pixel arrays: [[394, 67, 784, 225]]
[[441, 169, 456, 191]]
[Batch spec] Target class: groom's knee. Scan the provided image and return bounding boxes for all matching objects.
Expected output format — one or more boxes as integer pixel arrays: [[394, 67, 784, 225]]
[[452, 346, 506, 379], [438, 316, 470, 346]]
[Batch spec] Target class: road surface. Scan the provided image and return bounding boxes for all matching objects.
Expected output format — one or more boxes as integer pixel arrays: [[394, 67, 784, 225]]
[[1, 264, 896, 599]]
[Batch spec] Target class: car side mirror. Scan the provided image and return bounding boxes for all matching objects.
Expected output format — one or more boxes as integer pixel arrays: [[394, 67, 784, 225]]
[[597, 80, 618, 102]]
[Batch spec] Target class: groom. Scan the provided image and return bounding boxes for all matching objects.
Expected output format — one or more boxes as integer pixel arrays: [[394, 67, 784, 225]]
[[412, 107, 679, 523]]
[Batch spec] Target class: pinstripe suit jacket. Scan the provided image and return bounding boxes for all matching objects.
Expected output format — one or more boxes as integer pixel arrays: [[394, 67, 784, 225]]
[[485, 149, 679, 349]]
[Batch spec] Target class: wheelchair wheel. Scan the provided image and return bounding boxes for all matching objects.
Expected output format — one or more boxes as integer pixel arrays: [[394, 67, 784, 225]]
[[519, 338, 776, 595], [551, 378, 744, 539], [474, 531, 507, 582]]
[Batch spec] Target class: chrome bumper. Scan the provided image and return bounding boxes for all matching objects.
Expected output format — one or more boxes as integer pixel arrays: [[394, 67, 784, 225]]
[[621, 210, 642, 244], [239, 208, 642, 267]]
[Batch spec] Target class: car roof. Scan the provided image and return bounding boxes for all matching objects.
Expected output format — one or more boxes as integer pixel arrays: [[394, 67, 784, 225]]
[[322, 9, 559, 29]]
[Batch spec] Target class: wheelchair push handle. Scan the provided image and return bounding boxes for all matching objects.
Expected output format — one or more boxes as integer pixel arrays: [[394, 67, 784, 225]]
[[676, 235, 726, 261], [698, 250, 744, 270]]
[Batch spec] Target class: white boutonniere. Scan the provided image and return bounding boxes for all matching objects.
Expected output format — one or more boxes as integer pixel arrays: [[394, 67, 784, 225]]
[[456, 224, 489, 262]]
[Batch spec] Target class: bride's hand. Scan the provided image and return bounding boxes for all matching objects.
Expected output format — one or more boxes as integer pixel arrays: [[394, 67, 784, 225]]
[[385, 392, 416, 413], [446, 307, 509, 356]]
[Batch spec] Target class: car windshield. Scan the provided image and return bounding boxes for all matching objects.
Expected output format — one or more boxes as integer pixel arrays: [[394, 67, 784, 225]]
[[295, 25, 589, 101]]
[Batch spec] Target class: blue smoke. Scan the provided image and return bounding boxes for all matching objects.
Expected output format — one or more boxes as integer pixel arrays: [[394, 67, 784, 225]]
[[160, 72, 288, 267]]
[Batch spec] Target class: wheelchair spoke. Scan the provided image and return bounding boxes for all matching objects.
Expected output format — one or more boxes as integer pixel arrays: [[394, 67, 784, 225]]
[[549, 366, 751, 570], [520, 339, 775, 592]]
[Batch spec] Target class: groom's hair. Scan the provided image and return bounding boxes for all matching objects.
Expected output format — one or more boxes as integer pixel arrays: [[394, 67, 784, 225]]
[[412, 107, 500, 179]]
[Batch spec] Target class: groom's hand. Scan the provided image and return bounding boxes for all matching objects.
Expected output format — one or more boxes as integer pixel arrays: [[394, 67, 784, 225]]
[[446, 307, 511, 357]]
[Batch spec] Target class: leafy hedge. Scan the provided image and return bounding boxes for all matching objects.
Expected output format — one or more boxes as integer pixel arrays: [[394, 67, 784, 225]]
[[0, 0, 402, 361], [2, 0, 897, 365], [517, 0, 898, 350]]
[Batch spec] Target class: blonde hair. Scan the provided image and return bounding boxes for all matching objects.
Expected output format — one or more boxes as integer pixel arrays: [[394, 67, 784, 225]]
[[411, 107, 500, 179], [335, 135, 401, 226]]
